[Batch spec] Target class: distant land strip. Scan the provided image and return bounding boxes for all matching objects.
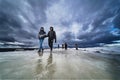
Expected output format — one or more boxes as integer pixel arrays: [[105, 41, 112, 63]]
[[0, 48, 38, 52]]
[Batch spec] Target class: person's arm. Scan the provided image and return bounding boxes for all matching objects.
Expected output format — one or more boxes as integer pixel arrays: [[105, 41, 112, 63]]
[[41, 32, 46, 37], [54, 31, 57, 43], [43, 32, 47, 38], [47, 31, 49, 37], [38, 32, 40, 39], [39, 32, 47, 38]]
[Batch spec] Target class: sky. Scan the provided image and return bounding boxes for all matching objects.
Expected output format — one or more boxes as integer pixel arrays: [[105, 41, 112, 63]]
[[0, 0, 120, 48]]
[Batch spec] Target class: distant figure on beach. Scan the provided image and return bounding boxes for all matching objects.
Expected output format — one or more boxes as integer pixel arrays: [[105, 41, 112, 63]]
[[58, 44, 60, 49], [75, 44, 78, 50], [38, 27, 46, 53], [47, 26, 57, 52], [64, 42, 67, 50], [62, 44, 64, 49]]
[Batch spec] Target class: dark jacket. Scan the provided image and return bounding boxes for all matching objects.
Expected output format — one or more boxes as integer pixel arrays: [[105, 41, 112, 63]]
[[38, 30, 46, 39], [47, 31, 56, 40]]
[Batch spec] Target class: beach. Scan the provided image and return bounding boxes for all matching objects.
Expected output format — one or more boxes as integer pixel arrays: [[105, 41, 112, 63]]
[[0, 48, 120, 80]]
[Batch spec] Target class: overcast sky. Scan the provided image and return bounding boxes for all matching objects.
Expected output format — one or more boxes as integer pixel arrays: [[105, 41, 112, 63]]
[[0, 0, 120, 47]]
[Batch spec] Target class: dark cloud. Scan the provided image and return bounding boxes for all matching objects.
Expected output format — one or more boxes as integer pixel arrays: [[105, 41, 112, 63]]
[[0, 0, 49, 46], [0, 0, 120, 47], [113, 13, 120, 29]]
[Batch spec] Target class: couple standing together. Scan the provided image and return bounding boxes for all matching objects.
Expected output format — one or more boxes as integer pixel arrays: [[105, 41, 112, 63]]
[[38, 26, 56, 53]]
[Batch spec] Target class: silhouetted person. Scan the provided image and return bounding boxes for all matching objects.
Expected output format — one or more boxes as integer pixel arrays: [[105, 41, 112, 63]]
[[38, 27, 46, 53], [75, 44, 78, 50], [47, 27, 56, 52], [64, 43, 67, 50], [58, 44, 60, 49], [62, 44, 64, 49]]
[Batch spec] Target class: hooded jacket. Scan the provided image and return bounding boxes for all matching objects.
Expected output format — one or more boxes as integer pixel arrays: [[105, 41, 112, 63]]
[[47, 30, 56, 40]]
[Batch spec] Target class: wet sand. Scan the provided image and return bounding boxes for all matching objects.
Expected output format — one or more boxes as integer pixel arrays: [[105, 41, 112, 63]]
[[0, 48, 120, 80]]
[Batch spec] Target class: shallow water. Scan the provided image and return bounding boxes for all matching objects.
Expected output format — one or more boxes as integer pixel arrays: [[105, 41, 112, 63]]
[[0, 48, 120, 80]]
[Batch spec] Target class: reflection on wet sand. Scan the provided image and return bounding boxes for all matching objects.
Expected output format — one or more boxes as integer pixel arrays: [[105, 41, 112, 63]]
[[47, 52, 53, 65], [35, 52, 56, 79], [36, 59, 43, 77], [46, 53, 56, 79], [37, 51, 43, 57]]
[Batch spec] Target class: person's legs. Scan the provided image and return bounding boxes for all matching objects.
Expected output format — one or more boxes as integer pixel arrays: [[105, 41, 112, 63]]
[[50, 40, 53, 51], [48, 39, 53, 51], [39, 39, 44, 52], [39, 39, 42, 52], [41, 39, 44, 52], [51, 40, 53, 51], [41, 39, 44, 49]]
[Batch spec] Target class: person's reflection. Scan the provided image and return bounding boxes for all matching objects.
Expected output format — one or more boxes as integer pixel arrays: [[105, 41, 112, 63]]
[[46, 52, 56, 79], [35, 52, 56, 79], [36, 59, 43, 76], [38, 51, 43, 57], [36, 51, 44, 77], [47, 52, 53, 65]]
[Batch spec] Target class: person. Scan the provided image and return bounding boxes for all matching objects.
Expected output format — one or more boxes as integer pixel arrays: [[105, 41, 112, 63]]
[[62, 44, 64, 49], [38, 27, 46, 53], [47, 26, 56, 52], [64, 42, 67, 50], [58, 44, 60, 49], [75, 44, 78, 50]]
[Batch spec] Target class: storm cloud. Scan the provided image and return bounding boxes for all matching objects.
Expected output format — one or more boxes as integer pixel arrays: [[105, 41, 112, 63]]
[[0, 0, 120, 47]]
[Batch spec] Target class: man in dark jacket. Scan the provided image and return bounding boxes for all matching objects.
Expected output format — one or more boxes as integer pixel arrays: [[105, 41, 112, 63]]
[[47, 26, 56, 51]]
